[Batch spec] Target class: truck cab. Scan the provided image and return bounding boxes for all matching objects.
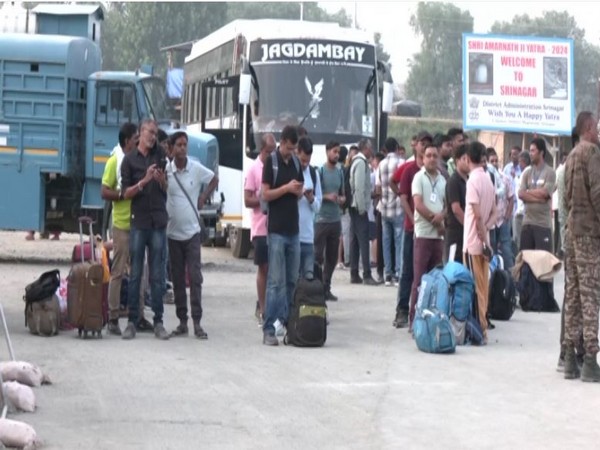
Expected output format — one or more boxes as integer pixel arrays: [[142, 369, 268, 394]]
[[0, 5, 221, 237]]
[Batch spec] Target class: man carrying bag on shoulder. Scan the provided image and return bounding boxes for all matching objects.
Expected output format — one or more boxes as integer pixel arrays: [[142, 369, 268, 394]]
[[166, 131, 218, 339]]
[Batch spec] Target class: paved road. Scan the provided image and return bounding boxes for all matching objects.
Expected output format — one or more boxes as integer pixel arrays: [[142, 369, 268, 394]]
[[0, 232, 597, 449]]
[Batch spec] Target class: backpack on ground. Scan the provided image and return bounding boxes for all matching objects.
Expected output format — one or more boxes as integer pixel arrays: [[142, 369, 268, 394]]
[[24, 269, 60, 304], [24, 294, 60, 337], [516, 263, 560, 312], [413, 268, 456, 354], [442, 261, 474, 345], [260, 150, 301, 214], [488, 255, 516, 320], [284, 276, 327, 347]]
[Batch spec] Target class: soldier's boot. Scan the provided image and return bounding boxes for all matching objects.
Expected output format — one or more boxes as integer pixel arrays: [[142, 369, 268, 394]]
[[581, 354, 600, 383], [563, 347, 580, 380]]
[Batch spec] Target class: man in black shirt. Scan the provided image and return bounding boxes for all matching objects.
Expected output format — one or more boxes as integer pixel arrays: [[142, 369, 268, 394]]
[[120, 119, 170, 340], [261, 125, 304, 346], [445, 144, 470, 262]]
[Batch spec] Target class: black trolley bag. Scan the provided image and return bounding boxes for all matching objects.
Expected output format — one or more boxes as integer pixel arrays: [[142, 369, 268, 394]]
[[284, 275, 327, 347]]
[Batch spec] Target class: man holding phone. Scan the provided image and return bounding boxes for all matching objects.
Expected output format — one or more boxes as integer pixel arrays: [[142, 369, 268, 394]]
[[120, 119, 170, 341], [261, 125, 304, 346]]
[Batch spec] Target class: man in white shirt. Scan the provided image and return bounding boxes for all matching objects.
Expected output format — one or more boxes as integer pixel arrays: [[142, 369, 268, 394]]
[[166, 131, 218, 339]]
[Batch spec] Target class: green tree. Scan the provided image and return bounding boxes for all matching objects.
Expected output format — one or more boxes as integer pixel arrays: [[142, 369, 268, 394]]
[[404, 2, 474, 119], [101, 2, 228, 75], [490, 11, 600, 114]]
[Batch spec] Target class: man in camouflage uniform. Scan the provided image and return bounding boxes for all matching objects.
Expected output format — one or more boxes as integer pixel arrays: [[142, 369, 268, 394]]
[[563, 111, 600, 382]]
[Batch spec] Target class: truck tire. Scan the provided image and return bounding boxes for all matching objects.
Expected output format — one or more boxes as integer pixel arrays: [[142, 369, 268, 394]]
[[230, 226, 251, 259]]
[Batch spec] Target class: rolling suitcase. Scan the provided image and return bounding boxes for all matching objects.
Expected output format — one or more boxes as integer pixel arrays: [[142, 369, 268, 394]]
[[67, 217, 105, 338]]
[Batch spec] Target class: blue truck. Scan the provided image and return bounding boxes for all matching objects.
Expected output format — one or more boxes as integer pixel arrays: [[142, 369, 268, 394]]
[[0, 5, 221, 237]]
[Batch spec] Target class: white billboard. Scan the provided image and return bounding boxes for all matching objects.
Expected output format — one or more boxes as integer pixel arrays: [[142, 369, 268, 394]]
[[463, 33, 574, 135]]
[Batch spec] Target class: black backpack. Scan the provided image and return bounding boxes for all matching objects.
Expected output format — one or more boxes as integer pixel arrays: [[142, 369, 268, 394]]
[[284, 277, 327, 347], [516, 263, 560, 312], [341, 157, 364, 212], [24, 269, 60, 304], [488, 268, 516, 320]]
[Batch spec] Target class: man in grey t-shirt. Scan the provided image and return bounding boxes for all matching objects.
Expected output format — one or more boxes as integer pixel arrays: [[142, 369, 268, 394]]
[[314, 141, 346, 301], [518, 138, 556, 252]]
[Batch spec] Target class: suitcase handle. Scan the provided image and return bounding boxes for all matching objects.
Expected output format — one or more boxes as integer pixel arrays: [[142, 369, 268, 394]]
[[78, 216, 96, 263]]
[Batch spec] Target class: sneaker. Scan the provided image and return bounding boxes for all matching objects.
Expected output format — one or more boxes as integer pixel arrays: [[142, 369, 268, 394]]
[[325, 290, 338, 301], [274, 319, 286, 337], [122, 322, 136, 340], [392, 276, 400, 287], [154, 322, 170, 340], [137, 317, 154, 333], [163, 289, 175, 304], [336, 263, 346, 270], [107, 320, 121, 336], [384, 275, 392, 287], [263, 332, 279, 346], [170, 322, 189, 337], [194, 322, 208, 340], [393, 310, 409, 328], [363, 276, 381, 286], [350, 275, 363, 284]]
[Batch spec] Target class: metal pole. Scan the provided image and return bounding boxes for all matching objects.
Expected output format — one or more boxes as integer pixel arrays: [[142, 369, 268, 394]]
[[0, 304, 15, 361]]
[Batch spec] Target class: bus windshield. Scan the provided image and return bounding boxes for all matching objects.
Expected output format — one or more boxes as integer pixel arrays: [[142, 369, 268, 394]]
[[140, 77, 176, 121], [248, 39, 377, 142]]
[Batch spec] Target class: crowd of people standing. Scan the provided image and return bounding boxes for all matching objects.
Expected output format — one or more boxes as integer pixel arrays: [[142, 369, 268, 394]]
[[245, 116, 600, 382]]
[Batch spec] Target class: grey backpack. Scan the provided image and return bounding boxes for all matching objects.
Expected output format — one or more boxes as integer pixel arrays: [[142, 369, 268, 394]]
[[25, 294, 60, 337]]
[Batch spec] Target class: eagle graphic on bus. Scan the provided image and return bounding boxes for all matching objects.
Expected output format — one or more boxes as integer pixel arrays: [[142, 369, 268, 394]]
[[304, 77, 324, 119]]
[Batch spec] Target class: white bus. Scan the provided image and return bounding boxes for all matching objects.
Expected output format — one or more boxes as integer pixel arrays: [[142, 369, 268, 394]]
[[182, 19, 393, 258]]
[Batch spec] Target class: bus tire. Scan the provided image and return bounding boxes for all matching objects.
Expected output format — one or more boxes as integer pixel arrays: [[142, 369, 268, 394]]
[[230, 226, 251, 259]]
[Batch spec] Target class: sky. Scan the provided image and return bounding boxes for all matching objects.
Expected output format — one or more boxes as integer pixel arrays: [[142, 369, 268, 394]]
[[319, 1, 600, 84]]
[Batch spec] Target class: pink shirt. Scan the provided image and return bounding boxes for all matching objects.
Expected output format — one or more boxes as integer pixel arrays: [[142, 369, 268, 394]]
[[464, 167, 495, 255], [244, 158, 268, 239]]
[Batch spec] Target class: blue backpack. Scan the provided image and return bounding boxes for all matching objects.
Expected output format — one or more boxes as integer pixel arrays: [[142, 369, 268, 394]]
[[442, 262, 475, 345], [413, 269, 456, 354]]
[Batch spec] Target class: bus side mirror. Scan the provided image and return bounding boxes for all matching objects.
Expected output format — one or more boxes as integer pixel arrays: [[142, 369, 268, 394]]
[[382, 81, 393, 114], [239, 73, 251, 106]]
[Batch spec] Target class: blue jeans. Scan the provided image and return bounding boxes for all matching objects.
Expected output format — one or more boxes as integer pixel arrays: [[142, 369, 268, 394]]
[[128, 226, 166, 325], [299, 242, 315, 279], [263, 233, 300, 334], [490, 221, 514, 270], [382, 213, 405, 278]]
